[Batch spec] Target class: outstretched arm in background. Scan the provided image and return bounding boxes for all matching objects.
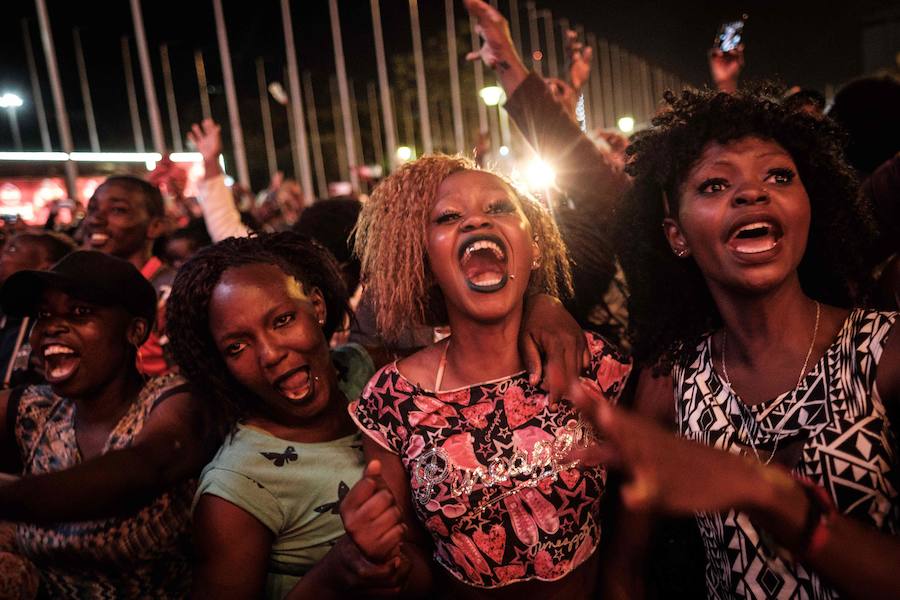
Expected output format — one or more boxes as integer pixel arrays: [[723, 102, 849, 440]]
[[188, 119, 251, 242], [463, 0, 630, 221]]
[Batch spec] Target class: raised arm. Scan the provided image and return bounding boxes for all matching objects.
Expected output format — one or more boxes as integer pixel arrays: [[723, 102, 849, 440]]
[[463, 0, 630, 220], [0, 389, 214, 522], [188, 119, 251, 242]]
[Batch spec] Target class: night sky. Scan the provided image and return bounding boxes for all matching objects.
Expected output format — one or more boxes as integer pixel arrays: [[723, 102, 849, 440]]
[[0, 0, 895, 188]]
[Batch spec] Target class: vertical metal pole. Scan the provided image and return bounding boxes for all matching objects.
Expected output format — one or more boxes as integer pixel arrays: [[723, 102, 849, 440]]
[[400, 89, 415, 149], [122, 38, 145, 152], [34, 0, 77, 200], [213, 0, 250, 189], [526, 2, 542, 76], [469, 15, 488, 136], [284, 68, 301, 182], [349, 80, 365, 167], [541, 11, 558, 79], [256, 58, 277, 177], [574, 24, 590, 131], [72, 29, 100, 152], [194, 50, 212, 121], [587, 32, 603, 129], [366, 81, 384, 170], [302, 71, 328, 199], [7, 111, 22, 151], [160, 44, 183, 152], [445, 0, 465, 154], [130, 0, 165, 152], [620, 48, 634, 118], [370, 0, 399, 171], [599, 38, 615, 128], [329, 0, 360, 192], [609, 42, 624, 120], [22, 20, 52, 151], [408, 0, 433, 155], [509, 0, 523, 57], [281, 0, 315, 201], [329, 76, 350, 183]]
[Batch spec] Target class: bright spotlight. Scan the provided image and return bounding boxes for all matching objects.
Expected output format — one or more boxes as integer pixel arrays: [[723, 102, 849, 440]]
[[396, 146, 414, 162], [525, 158, 556, 190], [499, 145, 510, 156], [0, 93, 23, 109], [479, 86, 505, 107], [617, 116, 635, 133]]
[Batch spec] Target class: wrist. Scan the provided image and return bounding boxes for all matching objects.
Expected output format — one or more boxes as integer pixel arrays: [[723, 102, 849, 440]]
[[495, 52, 529, 96], [203, 158, 223, 179]]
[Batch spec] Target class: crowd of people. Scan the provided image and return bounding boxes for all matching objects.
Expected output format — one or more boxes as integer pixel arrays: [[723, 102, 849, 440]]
[[0, 0, 897, 597]]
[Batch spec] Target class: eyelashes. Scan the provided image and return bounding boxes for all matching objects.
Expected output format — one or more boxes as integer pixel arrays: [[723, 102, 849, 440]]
[[433, 200, 516, 224], [696, 167, 797, 195]]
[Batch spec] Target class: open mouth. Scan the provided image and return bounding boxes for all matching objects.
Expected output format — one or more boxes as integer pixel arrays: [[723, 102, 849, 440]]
[[726, 220, 784, 255], [42, 343, 81, 384], [88, 232, 110, 247], [458, 235, 509, 293], [273, 366, 314, 402]]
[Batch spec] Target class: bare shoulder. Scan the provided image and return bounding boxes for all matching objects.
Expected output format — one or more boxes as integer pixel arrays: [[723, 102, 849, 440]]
[[396, 340, 447, 391], [876, 316, 900, 410]]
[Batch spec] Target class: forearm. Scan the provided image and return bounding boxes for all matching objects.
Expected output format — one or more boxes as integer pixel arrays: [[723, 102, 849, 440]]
[[504, 73, 629, 218], [0, 446, 167, 521], [196, 174, 250, 242], [746, 466, 900, 599]]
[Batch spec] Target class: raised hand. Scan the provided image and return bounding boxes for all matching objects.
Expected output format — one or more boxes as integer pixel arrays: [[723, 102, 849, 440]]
[[188, 119, 223, 174], [340, 460, 406, 562], [708, 45, 744, 94], [463, 0, 528, 93], [568, 377, 768, 515], [564, 29, 592, 94]]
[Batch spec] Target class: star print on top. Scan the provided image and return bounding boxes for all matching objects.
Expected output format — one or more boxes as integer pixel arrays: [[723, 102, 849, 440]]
[[350, 331, 631, 588]]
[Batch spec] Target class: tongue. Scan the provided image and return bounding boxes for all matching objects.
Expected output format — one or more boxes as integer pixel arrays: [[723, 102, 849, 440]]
[[279, 369, 311, 397], [462, 249, 506, 286], [45, 354, 79, 382], [729, 234, 778, 254]]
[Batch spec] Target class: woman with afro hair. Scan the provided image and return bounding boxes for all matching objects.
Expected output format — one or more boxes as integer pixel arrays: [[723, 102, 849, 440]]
[[612, 87, 900, 598]]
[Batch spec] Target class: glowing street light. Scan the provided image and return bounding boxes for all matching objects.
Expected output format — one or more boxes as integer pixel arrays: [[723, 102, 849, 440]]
[[0, 92, 24, 151], [525, 157, 556, 191], [0, 93, 24, 109], [478, 86, 505, 107], [617, 116, 635, 134], [396, 145, 414, 162]]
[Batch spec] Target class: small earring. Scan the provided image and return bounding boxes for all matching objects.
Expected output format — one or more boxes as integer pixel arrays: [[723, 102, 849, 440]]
[[675, 248, 689, 258], [318, 319, 325, 325], [531, 258, 541, 269]]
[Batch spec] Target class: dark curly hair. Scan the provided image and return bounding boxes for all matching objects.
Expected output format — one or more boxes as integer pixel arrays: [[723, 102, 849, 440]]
[[166, 231, 350, 439], [616, 86, 876, 372]]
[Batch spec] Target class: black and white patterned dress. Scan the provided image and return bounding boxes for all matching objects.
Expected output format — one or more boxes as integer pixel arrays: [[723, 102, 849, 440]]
[[674, 309, 898, 599]]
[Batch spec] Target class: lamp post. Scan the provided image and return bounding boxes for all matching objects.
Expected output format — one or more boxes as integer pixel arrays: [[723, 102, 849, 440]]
[[0, 93, 24, 151]]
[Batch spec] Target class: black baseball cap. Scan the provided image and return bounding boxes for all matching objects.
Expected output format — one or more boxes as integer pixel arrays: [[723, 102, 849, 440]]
[[0, 250, 157, 329]]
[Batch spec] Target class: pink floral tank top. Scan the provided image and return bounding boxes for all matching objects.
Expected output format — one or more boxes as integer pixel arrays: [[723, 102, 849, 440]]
[[350, 332, 630, 588]]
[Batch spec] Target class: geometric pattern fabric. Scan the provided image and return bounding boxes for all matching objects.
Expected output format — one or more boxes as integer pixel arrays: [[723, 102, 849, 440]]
[[674, 309, 898, 599]]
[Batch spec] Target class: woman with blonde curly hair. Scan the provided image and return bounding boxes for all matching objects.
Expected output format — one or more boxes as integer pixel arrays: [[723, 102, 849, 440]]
[[351, 155, 631, 597]]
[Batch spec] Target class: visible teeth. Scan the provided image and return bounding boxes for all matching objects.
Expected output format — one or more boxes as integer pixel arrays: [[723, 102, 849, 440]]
[[471, 274, 503, 287], [44, 344, 75, 357], [464, 239, 505, 261], [737, 222, 770, 234], [90, 233, 109, 242]]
